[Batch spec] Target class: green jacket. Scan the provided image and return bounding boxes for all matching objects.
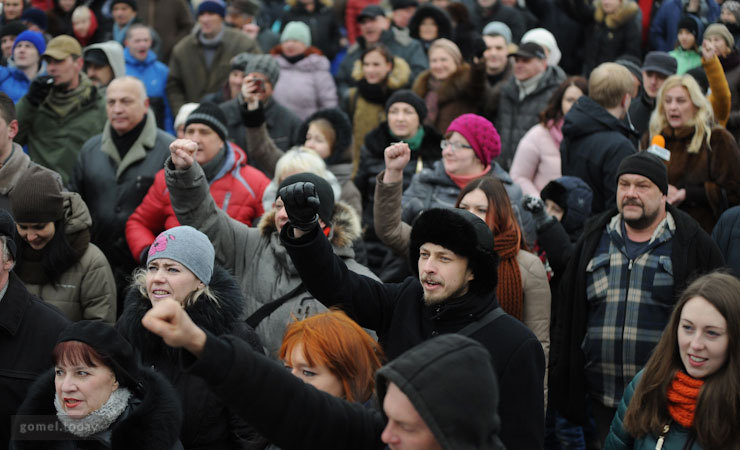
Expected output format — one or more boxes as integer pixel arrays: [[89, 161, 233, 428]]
[[15, 74, 106, 185], [669, 48, 702, 75]]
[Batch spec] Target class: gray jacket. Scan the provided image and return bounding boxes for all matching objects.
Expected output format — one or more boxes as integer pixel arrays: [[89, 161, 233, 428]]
[[165, 160, 377, 356]]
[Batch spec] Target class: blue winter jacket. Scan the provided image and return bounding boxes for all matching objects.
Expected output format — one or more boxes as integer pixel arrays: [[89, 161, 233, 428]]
[[0, 65, 31, 103], [649, 0, 718, 51], [124, 48, 174, 134]]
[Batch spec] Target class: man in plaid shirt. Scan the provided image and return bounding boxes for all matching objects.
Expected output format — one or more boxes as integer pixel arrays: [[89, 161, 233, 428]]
[[549, 152, 724, 448]]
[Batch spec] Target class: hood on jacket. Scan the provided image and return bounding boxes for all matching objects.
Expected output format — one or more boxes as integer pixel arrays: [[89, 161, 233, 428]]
[[85, 40, 126, 78], [62, 191, 93, 235], [376, 334, 504, 450], [408, 4, 454, 41], [351, 55, 412, 91], [562, 95, 635, 140], [261, 165, 343, 213], [542, 176, 593, 240], [297, 108, 354, 166]]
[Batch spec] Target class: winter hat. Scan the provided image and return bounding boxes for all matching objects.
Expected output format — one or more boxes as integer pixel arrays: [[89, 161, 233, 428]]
[[357, 4, 386, 21], [510, 41, 546, 60], [230, 52, 252, 71], [0, 209, 17, 260], [298, 108, 354, 166], [185, 102, 229, 141], [615, 54, 643, 84], [278, 172, 335, 225], [521, 27, 561, 66], [20, 8, 48, 31], [481, 21, 512, 44], [147, 226, 215, 285], [174, 103, 199, 131], [13, 30, 45, 55], [408, 4, 453, 41], [111, 0, 137, 10], [244, 54, 280, 88], [722, 1, 740, 24], [677, 15, 700, 40], [641, 51, 677, 77], [0, 21, 27, 41], [197, 0, 226, 17], [44, 35, 82, 59], [446, 114, 501, 165], [281, 21, 311, 46], [229, 0, 261, 16], [57, 321, 141, 391], [428, 38, 462, 68], [409, 208, 498, 294], [10, 167, 64, 223], [704, 23, 734, 49], [391, 0, 419, 9], [385, 89, 428, 121], [540, 181, 569, 214], [616, 152, 668, 195]]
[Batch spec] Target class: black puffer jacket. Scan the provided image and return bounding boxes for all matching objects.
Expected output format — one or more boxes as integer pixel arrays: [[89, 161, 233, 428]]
[[116, 266, 264, 450]]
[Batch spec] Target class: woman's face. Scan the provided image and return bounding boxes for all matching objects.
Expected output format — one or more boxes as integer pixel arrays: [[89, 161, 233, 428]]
[[601, 0, 621, 14], [72, 14, 91, 36], [561, 85, 584, 117], [442, 131, 484, 175], [545, 199, 565, 221], [429, 47, 457, 81], [362, 50, 393, 85], [282, 39, 308, 58], [677, 29, 696, 50], [304, 123, 331, 159], [146, 258, 203, 305], [706, 34, 730, 56], [663, 85, 697, 129], [678, 296, 729, 379], [458, 189, 489, 222], [228, 69, 245, 98], [387, 102, 420, 140], [55, 358, 119, 419], [16, 222, 55, 250], [418, 17, 439, 41], [59, 0, 76, 12], [284, 342, 344, 398]]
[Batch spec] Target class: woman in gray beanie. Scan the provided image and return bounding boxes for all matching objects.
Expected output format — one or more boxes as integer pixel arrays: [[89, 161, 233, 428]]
[[116, 225, 265, 450]]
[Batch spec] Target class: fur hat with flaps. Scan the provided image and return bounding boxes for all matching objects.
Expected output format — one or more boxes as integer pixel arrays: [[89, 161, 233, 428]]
[[409, 208, 498, 294]]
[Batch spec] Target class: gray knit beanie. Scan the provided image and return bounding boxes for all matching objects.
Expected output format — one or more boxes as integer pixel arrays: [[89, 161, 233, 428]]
[[245, 54, 280, 87], [147, 226, 215, 285]]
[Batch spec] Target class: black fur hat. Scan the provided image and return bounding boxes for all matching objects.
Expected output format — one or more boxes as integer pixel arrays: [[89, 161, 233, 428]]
[[409, 208, 498, 294], [408, 4, 453, 41], [298, 108, 354, 166]]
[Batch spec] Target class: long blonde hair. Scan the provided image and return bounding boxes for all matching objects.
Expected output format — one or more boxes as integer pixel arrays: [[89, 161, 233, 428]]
[[648, 75, 714, 154]]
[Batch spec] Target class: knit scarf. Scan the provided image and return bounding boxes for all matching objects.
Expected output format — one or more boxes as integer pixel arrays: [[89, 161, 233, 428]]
[[357, 78, 389, 105], [55, 388, 132, 437], [494, 226, 523, 320], [447, 165, 491, 189], [391, 127, 425, 152], [667, 371, 704, 428], [46, 75, 95, 118]]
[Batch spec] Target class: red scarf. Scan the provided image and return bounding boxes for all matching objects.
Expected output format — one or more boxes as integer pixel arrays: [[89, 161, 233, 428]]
[[447, 165, 492, 189], [666, 371, 704, 428]]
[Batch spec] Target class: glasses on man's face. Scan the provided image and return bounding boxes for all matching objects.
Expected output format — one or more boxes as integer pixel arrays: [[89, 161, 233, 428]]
[[440, 140, 473, 152]]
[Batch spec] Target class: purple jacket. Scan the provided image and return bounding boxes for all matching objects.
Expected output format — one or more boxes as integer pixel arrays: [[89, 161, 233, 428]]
[[271, 49, 338, 120]]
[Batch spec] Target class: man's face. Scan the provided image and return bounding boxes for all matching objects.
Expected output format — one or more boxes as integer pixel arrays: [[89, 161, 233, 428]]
[[112, 3, 136, 26], [616, 173, 666, 230], [13, 41, 40, 70], [477, 0, 496, 8], [642, 70, 669, 98], [184, 123, 224, 165], [417, 242, 474, 305], [225, 7, 250, 28], [0, 115, 18, 158], [126, 27, 152, 61], [106, 79, 149, 135], [1, 35, 16, 59], [2, 0, 23, 20], [381, 383, 443, 450], [359, 15, 388, 44], [198, 12, 224, 38], [513, 55, 546, 81], [482, 35, 508, 75], [392, 6, 415, 29], [86, 63, 114, 87], [46, 55, 82, 88]]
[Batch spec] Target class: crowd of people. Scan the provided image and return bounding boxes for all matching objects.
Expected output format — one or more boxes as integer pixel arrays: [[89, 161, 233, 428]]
[[2, 0, 740, 448]]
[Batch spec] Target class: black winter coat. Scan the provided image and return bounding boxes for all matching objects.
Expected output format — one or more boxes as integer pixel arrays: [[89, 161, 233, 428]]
[[12, 367, 183, 450], [712, 205, 740, 277], [116, 266, 264, 450], [278, 1, 342, 61], [560, 95, 637, 215], [460, 0, 527, 41], [281, 225, 546, 450], [549, 204, 724, 425], [0, 273, 69, 450]]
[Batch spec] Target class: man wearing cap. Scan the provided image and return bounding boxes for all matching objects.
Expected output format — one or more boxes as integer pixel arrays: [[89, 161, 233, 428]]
[[480, 21, 513, 119], [335, 4, 428, 102], [166, 0, 261, 117], [494, 41, 565, 170], [126, 102, 270, 268], [390, 0, 418, 30], [136, 0, 192, 63], [83, 40, 125, 88], [550, 152, 724, 447], [627, 51, 677, 137], [15, 35, 106, 185], [276, 183, 546, 449], [0, 208, 69, 450], [221, 54, 302, 165], [0, 30, 44, 103], [225, 0, 280, 54]]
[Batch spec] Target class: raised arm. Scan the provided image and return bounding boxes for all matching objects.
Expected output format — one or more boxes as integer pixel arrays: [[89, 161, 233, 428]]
[[374, 143, 412, 256]]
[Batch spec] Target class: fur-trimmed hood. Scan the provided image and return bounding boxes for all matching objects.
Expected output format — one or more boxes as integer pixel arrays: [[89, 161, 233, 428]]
[[412, 63, 482, 105], [12, 367, 182, 450], [409, 4, 454, 41], [297, 108, 354, 166], [259, 200, 361, 249], [351, 55, 412, 90], [594, 0, 639, 28]]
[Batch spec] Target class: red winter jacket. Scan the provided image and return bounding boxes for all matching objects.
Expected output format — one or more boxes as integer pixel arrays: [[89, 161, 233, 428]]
[[125, 142, 270, 262]]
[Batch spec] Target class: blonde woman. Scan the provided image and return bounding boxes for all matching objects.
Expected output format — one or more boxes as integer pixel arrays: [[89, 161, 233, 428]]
[[645, 74, 740, 232]]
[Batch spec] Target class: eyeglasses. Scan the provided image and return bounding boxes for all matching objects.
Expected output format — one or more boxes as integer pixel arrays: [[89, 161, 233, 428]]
[[440, 140, 473, 152]]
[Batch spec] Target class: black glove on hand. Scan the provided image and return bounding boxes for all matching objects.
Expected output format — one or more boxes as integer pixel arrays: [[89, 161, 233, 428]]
[[521, 195, 554, 231], [279, 181, 320, 231], [26, 75, 54, 106]]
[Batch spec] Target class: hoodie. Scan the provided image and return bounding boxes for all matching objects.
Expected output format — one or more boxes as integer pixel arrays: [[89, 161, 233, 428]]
[[85, 40, 126, 79]]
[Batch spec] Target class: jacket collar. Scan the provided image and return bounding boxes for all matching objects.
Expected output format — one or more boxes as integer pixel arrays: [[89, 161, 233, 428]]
[[422, 288, 498, 333], [101, 111, 159, 179]]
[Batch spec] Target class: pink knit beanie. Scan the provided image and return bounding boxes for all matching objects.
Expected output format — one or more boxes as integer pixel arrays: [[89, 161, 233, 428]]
[[445, 114, 501, 166]]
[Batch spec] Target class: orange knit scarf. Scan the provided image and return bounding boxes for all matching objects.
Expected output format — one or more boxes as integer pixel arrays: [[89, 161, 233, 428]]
[[666, 371, 704, 428], [494, 227, 523, 320]]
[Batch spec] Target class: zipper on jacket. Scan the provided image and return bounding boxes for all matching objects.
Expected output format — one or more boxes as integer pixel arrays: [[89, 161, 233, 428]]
[[620, 258, 634, 389]]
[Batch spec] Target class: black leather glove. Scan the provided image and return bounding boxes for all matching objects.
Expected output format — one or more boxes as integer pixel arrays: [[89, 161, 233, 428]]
[[521, 195, 555, 231], [26, 75, 54, 106], [279, 181, 320, 231]]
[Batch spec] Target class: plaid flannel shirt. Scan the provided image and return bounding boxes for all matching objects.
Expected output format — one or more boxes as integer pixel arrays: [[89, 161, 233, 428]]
[[582, 212, 676, 408]]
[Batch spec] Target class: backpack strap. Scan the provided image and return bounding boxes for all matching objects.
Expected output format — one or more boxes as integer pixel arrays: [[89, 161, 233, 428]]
[[246, 283, 305, 328], [457, 307, 506, 337]]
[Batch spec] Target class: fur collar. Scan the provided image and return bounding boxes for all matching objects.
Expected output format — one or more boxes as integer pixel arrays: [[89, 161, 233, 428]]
[[594, 0, 639, 28], [259, 201, 361, 249], [412, 64, 480, 105], [351, 55, 412, 91], [13, 368, 182, 450]]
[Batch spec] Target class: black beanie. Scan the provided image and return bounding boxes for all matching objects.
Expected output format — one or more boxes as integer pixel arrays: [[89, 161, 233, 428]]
[[278, 172, 335, 226], [385, 89, 428, 121], [185, 102, 229, 142], [678, 15, 699, 39], [540, 181, 569, 213], [10, 167, 64, 223], [111, 0, 137, 10], [409, 208, 498, 294], [0, 209, 17, 260], [57, 321, 142, 391], [0, 21, 27, 40], [616, 152, 669, 195]]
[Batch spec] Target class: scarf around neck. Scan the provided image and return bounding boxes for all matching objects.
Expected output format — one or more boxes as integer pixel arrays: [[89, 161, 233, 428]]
[[494, 226, 523, 320], [357, 78, 389, 105], [55, 387, 132, 438], [390, 126, 425, 152], [667, 370, 704, 428], [46, 75, 95, 118], [447, 165, 491, 189]]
